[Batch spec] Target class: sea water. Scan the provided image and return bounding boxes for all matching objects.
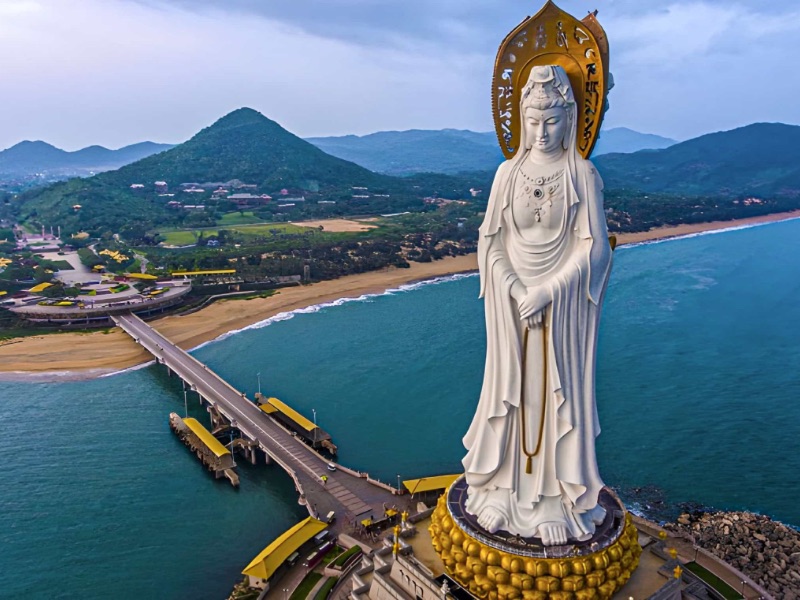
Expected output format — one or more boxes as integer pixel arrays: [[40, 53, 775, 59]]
[[2, 218, 799, 598]]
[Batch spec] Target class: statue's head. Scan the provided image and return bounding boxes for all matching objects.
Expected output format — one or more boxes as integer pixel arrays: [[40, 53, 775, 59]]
[[520, 65, 575, 156]]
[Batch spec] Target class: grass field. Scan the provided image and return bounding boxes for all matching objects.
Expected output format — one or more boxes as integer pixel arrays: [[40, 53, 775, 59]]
[[42, 259, 73, 271], [159, 230, 204, 246], [217, 211, 263, 225], [158, 222, 322, 246]]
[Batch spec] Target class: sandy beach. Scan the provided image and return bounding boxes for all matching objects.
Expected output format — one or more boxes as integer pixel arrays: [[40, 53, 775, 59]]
[[612, 209, 800, 245], [3, 209, 799, 377], [0, 255, 479, 377]]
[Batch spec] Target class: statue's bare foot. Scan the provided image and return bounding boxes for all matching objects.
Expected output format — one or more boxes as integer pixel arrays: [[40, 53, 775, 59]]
[[477, 506, 507, 533], [538, 521, 570, 546]]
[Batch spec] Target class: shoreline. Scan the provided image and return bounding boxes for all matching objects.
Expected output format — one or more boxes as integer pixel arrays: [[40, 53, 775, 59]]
[[3, 208, 800, 379], [613, 208, 800, 246]]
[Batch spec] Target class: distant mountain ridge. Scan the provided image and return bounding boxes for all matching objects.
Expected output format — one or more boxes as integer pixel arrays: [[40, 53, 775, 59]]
[[15, 108, 465, 239], [307, 129, 503, 175], [593, 127, 675, 156], [2, 126, 675, 181], [0, 140, 174, 176], [595, 122, 800, 197], [15, 112, 800, 243], [307, 127, 676, 175]]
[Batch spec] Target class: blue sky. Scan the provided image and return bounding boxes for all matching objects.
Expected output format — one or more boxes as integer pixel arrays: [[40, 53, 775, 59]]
[[0, 0, 797, 149]]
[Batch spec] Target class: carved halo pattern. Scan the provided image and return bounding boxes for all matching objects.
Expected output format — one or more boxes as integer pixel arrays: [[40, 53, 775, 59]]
[[492, 1, 610, 160]]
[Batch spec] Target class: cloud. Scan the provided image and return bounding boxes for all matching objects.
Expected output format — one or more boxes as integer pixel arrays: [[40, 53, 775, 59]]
[[133, 0, 800, 52], [0, 0, 489, 149], [0, 0, 42, 16], [0, 0, 797, 149], [600, 2, 800, 138]]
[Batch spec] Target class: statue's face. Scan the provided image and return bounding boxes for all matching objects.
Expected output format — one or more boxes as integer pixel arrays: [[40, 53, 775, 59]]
[[524, 106, 568, 156]]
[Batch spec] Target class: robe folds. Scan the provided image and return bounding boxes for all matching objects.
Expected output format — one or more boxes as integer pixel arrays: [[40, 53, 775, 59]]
[[462, 154, 613, 539]]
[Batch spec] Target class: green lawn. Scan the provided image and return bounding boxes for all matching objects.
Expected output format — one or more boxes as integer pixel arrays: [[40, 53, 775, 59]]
[[158, 230, 209, 246], [684, 562, 743, 600], [158, 222, 315, 246], [313, 577, 338, 600], [331, 545, 361, 568], [218, 211, 262, 225], [289, 572, 322, 600], [228, 223, 313, 236], [41, 259, 73, 271]]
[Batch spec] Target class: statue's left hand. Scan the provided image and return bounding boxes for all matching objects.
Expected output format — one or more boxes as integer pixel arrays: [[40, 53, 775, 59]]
[[518, 285, 550, 324]]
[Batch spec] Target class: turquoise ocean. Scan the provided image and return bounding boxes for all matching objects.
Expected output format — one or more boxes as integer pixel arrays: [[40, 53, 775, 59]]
[[2, 218, 800, 599]]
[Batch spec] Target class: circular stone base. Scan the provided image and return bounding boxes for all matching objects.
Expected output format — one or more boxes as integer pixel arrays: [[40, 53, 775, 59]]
[[429, 478, 642, 600]]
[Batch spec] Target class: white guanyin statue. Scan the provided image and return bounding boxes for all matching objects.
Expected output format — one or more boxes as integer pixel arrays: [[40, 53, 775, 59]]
[[462, 64, 613, 546]]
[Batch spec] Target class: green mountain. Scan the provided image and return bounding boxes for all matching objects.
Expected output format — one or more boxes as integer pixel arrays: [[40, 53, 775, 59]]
[[595, 123, 800, 197], [16, 108, 456, 240], [307, 127, 676, 175], [109, 108, 390, 188]]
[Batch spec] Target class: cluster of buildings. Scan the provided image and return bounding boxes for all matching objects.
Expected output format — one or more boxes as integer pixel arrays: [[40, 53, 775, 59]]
[[130, 179, 318, 211], [422, 197, 469, 208], [735, 197, 764, 206]]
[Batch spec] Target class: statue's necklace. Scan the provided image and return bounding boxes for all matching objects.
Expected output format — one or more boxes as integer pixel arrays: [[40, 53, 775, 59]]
[[518, 165, 564, 222]]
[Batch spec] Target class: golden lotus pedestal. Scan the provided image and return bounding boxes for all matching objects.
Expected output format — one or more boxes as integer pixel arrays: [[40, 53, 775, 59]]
[[429, 478, 641, 600]]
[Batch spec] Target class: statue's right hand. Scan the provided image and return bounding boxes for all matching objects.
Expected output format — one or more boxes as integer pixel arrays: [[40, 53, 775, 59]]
[[518, 286, 550, 320]]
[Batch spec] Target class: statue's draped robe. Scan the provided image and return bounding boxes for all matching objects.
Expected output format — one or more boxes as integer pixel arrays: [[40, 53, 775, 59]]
[[462, 155, 612, 540]]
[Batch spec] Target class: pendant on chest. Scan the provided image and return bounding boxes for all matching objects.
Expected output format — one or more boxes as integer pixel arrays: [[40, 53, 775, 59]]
[[519, 167, 564, 223]]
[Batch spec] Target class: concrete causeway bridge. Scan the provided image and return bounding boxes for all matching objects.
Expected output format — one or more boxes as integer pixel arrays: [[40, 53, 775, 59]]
[[112, 312, 411, 527]]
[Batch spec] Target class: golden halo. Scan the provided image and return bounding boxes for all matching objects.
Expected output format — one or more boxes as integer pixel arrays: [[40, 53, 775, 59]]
[[492, 1, 610, 159]]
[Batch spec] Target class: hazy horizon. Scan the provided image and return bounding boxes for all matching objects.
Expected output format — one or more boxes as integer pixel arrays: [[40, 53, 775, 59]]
[[0, 120, 686, 153], [2, 0, 798, 150]]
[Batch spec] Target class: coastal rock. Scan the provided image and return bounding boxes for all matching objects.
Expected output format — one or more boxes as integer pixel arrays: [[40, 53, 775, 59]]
[[665, 510, 800, 595]]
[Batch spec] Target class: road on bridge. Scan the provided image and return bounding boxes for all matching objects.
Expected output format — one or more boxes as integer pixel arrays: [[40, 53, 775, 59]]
[[114, 313, 411, 529]]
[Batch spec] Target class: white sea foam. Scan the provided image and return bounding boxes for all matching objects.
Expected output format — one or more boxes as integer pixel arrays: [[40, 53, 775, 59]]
[[190, 272, 478, 351], [0, 368, 120, 383], [98, 360, 156, 378]]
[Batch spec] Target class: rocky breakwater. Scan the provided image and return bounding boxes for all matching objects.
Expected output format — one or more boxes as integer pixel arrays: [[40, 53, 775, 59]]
[[666, 511, 800, 597]]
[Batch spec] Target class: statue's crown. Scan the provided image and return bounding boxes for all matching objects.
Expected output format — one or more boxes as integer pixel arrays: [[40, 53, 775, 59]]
[[521, 65, 573, 109]]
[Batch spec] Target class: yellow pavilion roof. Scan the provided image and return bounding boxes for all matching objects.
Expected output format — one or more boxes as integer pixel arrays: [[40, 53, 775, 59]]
[[242, 517, 327, 581], [127, 273, 158, 280], [403, 474, 460, 495], [267, 397, 315, 432], [259, 403, 278, 415], [182, 418, 230, 457], [29, 282, 53, 293], [171, 269, 236, 276]]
